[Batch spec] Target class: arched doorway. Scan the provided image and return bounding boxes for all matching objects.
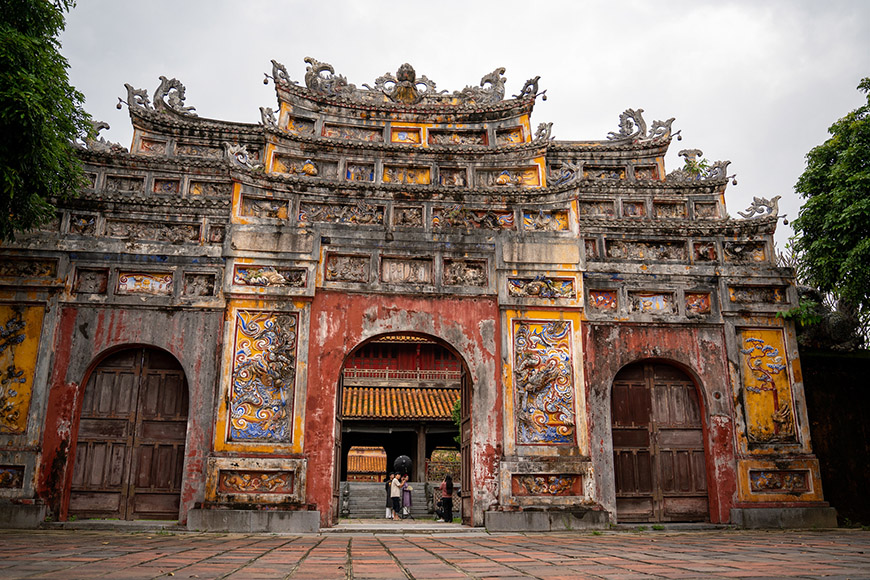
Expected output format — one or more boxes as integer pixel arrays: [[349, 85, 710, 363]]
[[334, 334, 467, 520], [68, 347, 189, 520], [611, 361, 709, 522]]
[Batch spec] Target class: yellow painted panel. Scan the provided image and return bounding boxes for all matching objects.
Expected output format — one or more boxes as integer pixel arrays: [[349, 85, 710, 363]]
[[0, 304, 45, 434], [736, 458, 825, 502], [738, 328, 797, 444]]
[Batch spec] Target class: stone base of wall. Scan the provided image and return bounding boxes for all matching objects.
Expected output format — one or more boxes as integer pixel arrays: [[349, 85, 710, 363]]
[[485, 509, 608, 532], [731, 506, 838, 529], [187, 509, 320, 533], [0, 501, 47, 529]]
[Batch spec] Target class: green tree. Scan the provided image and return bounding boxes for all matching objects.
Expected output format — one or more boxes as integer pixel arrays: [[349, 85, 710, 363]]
[[0, 0, 90, 241], [792, 78, 870, 338]]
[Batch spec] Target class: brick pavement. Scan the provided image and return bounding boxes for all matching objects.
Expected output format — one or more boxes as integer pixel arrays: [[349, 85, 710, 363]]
[[0, 529, 867, 579]]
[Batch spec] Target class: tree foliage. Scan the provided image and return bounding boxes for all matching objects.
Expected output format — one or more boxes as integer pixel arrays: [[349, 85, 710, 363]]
[[0, 0, 90, 241], [792, 78, 870, 335]]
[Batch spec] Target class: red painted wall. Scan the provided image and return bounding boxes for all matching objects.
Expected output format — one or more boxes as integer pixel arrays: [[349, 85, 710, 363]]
[[582, 323, 738, 523], [305, 291, 500, 526]]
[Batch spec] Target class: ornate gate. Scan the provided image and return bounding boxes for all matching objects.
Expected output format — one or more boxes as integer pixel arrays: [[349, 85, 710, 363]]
[[611, 362, 708, 522], [69, 348, 188, 520]]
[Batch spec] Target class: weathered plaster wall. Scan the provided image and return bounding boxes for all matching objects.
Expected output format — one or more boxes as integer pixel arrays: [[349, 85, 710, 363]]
[[38, 305, 223, 522], [582, 322, 737, 523], [306, 291, 500, 526]]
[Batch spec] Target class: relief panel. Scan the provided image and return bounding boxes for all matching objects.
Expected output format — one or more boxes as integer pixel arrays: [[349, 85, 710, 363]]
[[749, 470, 809, 493], [240, 197, 289, 220], [139, 138, 167, 155], [117, 272, 173, 295], [176, 143, 223, 158], [0, 260, 57, 279], [322, 124, 383, 142], [685, 292, 712, 316], [345, 163, 374, 182], [724, 241, 766, 263], [432, 206, 514, 230], [511, 474, 582, 496], [496, 126, 524, 145], [325, 254, 370, 283], [74, 268, 108, 294], [392, 206, 424, 228], [577, 201, 615, 217], [606, 240, 687, 261], [479, 168, 540, 188], [738, 328, 797, 444], [729, 286, 786, 304], [523, 210, 569, 232], [0, 466, 24, 489], [653, 202, 687, 218], [208, 225, 226, 243], [105, 175, 144, 192], [694, 201, 719, 218], [105, 220, 201, 243], [285, 116, 315, 136], [634, 165, 659, 180], [622, 201, 646, 218], [428, 130, 486, 145], [438, 168, 467, 187], [584, 166, 626, 180], [380, 258, 432, 284], [629, 292, 675, 314], [153, 179, 180, 194], [233, 266, 306, 288], [390, 127, 422, 144], [298, 202, 384, 225], [442, 260, 487, 287], [228, 310, 298, 443], [508, 276, 575, 299], [584, 239, 599, 260], [693, 242, 718, 262], [513, 320, 576, 445], [69, 214, 96, 235], [383, 165, 431, 185], [183, 273, 216, 296], [273, 156, 333, 178], [587, 290, 617, 310], [189, 181, 231, 196], [218, 470, 295, 494], [0, 305, 46, 434]]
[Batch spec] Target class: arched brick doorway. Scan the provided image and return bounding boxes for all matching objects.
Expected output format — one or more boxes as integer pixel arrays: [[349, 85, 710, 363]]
[[68, 347, 189, 520], [611, 361, 709, 522]]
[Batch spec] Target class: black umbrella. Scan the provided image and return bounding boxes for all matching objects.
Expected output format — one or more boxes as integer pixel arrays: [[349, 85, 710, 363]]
[[393, 455, 412, 476]]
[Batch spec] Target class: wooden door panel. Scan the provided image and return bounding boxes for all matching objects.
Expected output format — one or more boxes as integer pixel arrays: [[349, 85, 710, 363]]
[[70, 348, 188, 521], [613, 362, 709, 523]]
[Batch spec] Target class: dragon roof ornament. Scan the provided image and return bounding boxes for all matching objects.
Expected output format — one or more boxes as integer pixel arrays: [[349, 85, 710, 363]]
[[267, 57, 543, 106], [738, 196, 781, 219], [667, 149, 737, 184], [79, 120, 127, 153], [118, 76, 197, 117], [607, 108, 675, 142]]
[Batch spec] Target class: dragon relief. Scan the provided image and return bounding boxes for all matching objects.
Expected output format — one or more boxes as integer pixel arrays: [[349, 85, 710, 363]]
[[304, 56, 355, 97]]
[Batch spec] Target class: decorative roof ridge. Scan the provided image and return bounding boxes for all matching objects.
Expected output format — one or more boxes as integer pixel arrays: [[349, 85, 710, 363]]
[[263, 125, 550, 156], [549, 136, 672, 153], [129, 106, 263, 136], [77, 147, 233, 172], [73, 189, 232, 208], [577, 215, 778, 234]]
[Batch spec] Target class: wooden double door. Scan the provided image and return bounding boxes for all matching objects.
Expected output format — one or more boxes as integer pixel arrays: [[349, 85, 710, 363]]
[[69, 348, 189, 520], [611, 362, 709, 522]]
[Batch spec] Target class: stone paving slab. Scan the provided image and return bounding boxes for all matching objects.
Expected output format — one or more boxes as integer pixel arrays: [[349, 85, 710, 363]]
[[0, 529, 868, 579]]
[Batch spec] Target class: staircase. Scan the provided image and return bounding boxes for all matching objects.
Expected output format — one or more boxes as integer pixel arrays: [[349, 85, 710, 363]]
[[341, 482, 431, 519]]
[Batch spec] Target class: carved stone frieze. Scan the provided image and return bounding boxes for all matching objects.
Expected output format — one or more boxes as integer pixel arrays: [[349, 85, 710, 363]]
[[272, 155, 323, 177], [346, 163, 374, 182], [724, 241, 766, 263], [729, 286, 786, 304], [606, 240, 687, 261], [106, 175, 144, 192], [653, 202, 686, 219], [584, 239, 599, 260], [138, 138, 165, 155], [208, 225, 225, 243], [322, 124, 383, 142], [218, 470, 294, 494], [495, 127, 524, 145], [578, 201, 615, 217], [0, 260, 57, 278], [548, 162, 581, 187], [428, 130, 486, 146], [438, 168, 467, 187], [513, 474, 580, 496], [685, 293, 712, 316], [105, 220, 200, 242], [508, 276, 575, 299], [325, 254, 370, 283], [153, 179, 180, 194], [749, 470, 809, 493], [176, 143, 223, 158], [694, 201, 720, 218], [443, 260, 487, 287], [383, 165, 430, 185], [299, 201, 384, 225], [693, 242, 718, 262], [0, 466, 24, 489], [432, 206, 514, 230], [233, 266, 306, 288], [584, 166, 626, 181], [189, 181, 231, 196], [622, 201, 646, 217], [479, 168, 540, 188], [286, 116, 315, 136]]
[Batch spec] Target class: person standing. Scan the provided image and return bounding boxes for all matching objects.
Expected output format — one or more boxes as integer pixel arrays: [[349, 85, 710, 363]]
[[438, 474, 454, 523], [401, 474, 413, 519], [390, 471, 403, 521], [385, 473, 394, 519]]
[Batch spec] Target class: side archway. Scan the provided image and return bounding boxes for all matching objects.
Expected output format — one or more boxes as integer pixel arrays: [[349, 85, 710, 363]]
[[611, 360, 709, 522], [66, 346, 189, 520]]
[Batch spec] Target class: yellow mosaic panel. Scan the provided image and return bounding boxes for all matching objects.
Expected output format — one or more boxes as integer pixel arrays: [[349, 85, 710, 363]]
[[738, 328, 797, 444], [0, 305, 45, 434]]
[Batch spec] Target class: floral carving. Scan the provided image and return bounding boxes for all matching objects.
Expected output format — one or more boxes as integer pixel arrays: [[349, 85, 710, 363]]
[[299, 202, 384, 225], [432, 206, 514, 230], [740, 333, 796, 443], [105, 220, 200, 242], [588, 290, 617, 310], [724, 241, 766, 263], [381, 259, 431, 284], [325, 255, 369, 283], [749, 470, 809, 493], [443, 260, 487, 287]]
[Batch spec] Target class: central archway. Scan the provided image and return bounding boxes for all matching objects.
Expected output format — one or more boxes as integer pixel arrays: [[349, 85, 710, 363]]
[[335, 333, 469, 520]]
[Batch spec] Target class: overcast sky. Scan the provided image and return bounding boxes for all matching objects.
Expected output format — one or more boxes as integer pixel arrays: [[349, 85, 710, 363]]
[[59, 0, 870, 250]]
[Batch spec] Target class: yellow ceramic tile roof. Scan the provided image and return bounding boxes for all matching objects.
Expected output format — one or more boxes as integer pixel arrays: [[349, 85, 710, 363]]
[[347, 447, 387, 473], [342, 386, 459, 420]]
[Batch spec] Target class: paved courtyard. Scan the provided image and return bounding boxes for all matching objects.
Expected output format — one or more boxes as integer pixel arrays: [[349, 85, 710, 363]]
[[0, 528, 868, 579]]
